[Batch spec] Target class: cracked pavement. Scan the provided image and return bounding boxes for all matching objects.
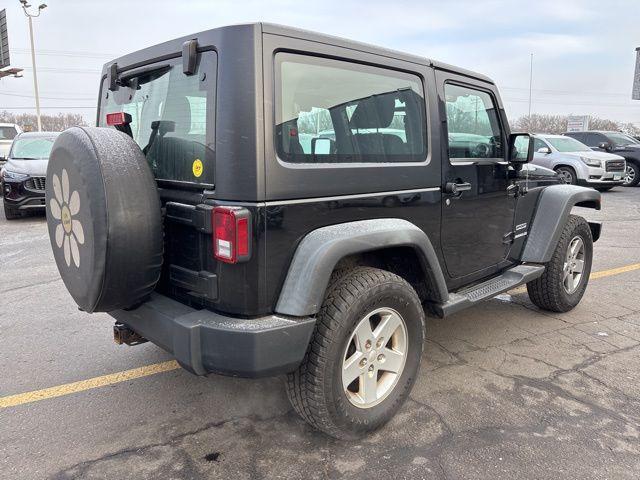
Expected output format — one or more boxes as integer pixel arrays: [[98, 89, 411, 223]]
[[1, 188, 639, 480]]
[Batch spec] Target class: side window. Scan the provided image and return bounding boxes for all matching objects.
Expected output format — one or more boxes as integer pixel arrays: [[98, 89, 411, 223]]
[[533, 137, 547, 151], [444, 83, 504, 160], [569, 133, 584, 143], [275, 53, 427, 164], [583, 133, 601, 147]]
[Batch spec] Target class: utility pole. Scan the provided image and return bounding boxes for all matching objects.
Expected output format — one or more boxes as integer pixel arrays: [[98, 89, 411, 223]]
[[19, 1, 47, 132], [528, 53, 534, 124]]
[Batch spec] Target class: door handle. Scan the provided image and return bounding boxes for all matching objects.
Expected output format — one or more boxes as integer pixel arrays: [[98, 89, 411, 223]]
[[444, 182, 472, 195]]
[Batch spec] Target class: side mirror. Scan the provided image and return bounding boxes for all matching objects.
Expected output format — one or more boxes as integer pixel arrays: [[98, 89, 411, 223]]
[[311, 137, 333, 155], [509, 133, 534, 164], [537, 146, 551, 154], [598, 141, 611, 150]]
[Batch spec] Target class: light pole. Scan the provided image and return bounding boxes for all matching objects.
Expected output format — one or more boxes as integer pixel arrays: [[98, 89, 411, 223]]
[[19, 1, 47, 132]]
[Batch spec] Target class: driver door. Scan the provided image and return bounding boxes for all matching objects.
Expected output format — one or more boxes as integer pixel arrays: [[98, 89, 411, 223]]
[[437, 72, 517, 280]]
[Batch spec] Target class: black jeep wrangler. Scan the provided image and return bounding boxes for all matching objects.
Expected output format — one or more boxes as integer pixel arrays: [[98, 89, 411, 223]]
[[45, 23, 601, 439]]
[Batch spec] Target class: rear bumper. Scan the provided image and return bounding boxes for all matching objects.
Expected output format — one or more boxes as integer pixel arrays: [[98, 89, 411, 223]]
[[110, 293, 316, 378]]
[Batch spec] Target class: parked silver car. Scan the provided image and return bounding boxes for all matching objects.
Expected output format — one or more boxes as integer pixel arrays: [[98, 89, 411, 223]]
[[531, 134, 626, 191], [0, 123, 22, 166]]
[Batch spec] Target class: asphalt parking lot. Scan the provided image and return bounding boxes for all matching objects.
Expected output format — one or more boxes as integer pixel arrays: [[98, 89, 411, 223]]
[[1, 189, 640, 480]]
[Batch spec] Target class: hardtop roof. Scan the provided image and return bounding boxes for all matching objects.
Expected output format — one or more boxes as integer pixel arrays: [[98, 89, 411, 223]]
[[102, 22, 495, 85]]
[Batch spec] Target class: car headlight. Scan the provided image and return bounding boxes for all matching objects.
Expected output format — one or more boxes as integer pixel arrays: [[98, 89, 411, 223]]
[[1, 170, 29, 181], [580, 157, 601, 167]]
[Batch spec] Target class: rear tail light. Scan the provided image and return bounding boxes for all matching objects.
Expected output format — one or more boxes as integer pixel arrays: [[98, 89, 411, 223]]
[[212, 206, 251, 263]]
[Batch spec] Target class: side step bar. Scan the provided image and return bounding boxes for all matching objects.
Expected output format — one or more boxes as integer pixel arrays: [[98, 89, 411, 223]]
[[430, 265, 545, 318]]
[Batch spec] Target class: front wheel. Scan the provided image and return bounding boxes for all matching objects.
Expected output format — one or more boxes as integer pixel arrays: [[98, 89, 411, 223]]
[[622, 162, 639, 187], [527, 215, 593, 312], [555, 166, 577, 185], [286, 267, 425, 439]]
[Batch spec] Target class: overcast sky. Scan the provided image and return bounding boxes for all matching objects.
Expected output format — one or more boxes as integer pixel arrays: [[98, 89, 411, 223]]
[[1, 0, 639, 125]]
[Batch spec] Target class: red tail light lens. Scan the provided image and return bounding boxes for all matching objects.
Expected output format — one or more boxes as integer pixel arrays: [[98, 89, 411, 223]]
[[106, 112, 132, 126], [212, 207, 251, 263]]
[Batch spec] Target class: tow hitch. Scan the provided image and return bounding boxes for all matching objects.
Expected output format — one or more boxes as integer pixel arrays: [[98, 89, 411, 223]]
[[113, 323, 147, 346]]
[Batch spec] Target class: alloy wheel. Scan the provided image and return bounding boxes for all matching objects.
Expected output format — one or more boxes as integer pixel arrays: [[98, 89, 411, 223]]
[[342, 307, 408, 409], [563, 236, 585, 294], [623, 165, 636, 185]]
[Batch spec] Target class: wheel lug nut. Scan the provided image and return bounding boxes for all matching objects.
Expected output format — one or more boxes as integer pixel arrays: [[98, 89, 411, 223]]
[[365, 340, 372, 350], [377, 354, 385, 362], [368, 365, 374, 372], [359, 358, 367, 367], [376, 337, 384, 348]]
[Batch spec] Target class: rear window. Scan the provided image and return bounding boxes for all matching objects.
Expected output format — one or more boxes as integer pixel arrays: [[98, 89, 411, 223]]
[[10, 136, 57, 159], [0, 126, 18, 141], [275, 53, 427, 164], [99, 52, 216, 185]]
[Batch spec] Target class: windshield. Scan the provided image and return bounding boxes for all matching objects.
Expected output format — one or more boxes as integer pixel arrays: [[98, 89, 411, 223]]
[[608, 132, 638, 146], [10, 136, 57, 159], [0, 126, 18, 141], [546, 137, 592, 153], [99, 52, 216, 185]]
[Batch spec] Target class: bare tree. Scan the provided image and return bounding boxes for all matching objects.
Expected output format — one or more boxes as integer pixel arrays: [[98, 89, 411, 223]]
[[511, 114, 640, 136], [0, 111, 88, 132]]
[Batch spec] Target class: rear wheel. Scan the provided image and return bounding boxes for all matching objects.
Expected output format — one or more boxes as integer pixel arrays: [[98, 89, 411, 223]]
[[527, 215, 593, 312], [3, 202, 22, 220], [286, 267, 425, 439], [622, 162, 639, 187], [555, 166, 577, 185]]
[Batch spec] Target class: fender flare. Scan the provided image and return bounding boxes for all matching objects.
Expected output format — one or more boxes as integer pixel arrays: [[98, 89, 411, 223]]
[[520, 184, 601, 263], [275, 218, 449, 317]]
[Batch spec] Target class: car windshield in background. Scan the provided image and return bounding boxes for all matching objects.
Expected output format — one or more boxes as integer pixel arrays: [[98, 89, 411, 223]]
[[99, 52, 216, 185], [0, 126, 18, 140], [11, 136, 57, 159], [547, 137, 592, 153], [607, 132, 637, 147]]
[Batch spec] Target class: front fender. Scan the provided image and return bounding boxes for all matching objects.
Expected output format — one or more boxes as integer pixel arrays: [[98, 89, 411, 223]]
[[520, 184, 601, 263], [275, 218, 448, 317]]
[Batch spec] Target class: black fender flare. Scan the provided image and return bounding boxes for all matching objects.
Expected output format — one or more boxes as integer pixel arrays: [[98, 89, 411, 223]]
[[521, 184, 601, 263], [275, 218, 449, 317]]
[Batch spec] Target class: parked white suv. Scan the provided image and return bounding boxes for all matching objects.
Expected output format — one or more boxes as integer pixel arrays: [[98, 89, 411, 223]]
[[531, 134, 626, 191], [0, 123, 23, 166]]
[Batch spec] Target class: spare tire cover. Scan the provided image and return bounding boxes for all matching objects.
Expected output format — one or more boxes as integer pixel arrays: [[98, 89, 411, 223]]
[[45, 126, 163, 313]]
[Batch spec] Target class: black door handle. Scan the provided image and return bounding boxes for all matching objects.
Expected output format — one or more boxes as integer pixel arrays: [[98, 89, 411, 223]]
[[444, 182, 472, 194]]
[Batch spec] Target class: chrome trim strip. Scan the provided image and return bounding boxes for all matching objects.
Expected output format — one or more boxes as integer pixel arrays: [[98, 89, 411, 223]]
[[263, 187, 441, 207]]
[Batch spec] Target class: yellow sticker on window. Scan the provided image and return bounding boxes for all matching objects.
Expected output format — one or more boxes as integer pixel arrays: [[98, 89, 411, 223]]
[[192, 159, 203, 178]]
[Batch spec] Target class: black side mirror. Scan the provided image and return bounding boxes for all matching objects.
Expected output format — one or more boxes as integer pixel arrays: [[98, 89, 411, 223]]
[[311, 137, 334, 155], [509, 133, 534, 164], [598, 141, 611, 150]]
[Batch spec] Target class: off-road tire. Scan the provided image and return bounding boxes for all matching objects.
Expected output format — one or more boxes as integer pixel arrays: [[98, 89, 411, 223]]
[[3, 202, 22, 220], [622, 162, 640, 187], [286, 266, 425, 439], [527, 214, 593, 312], [555, 166, 577, 185]]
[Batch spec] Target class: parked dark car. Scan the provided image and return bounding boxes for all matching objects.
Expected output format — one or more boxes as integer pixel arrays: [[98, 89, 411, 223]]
[[1, 132, 59, 220], [564, 131, 640, 187], [44, 23, 601, 439]]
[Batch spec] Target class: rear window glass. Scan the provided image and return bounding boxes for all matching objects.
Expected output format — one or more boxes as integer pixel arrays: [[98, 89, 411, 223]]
[[275, 53, 427, 164], [0, 126, 18, 140], [11, 136, 57, 159], [99, 52, 216, 185]]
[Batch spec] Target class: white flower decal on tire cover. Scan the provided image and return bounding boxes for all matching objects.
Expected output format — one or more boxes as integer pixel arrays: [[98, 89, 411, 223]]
[[49, 169, 84, 267]]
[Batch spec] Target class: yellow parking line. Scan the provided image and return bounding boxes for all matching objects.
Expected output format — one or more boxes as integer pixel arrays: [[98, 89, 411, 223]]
[[590, 262, 640, 279], [2, 262, 640, 410], [509, 262, 640, 295], [0, 360, 179, 409]]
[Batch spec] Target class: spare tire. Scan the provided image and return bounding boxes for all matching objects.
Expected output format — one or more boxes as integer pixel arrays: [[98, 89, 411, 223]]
[[45, 126, 163, 313]]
